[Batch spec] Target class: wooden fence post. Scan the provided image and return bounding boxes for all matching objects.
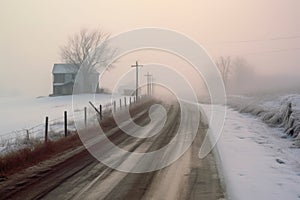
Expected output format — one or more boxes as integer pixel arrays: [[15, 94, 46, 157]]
[[84, 107, 87, 127], [113, 101, 116, 112], [26, 129, 29, 142], [45, 116, 48, 143], [119, 99, 122, 109], [124, 97, 127, 107], [64, 111, 67, 137], [100, 105, 103, 120]]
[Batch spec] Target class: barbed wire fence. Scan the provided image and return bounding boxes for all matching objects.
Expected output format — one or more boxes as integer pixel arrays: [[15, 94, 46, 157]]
[[0, 95, 143, 154]]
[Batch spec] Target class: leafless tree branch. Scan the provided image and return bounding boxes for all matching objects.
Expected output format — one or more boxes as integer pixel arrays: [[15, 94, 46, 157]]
[[216, 56, 232, 87], [60, 28, 115, 73]]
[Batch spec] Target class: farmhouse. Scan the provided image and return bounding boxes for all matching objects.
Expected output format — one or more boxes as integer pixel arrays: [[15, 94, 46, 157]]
[[52, 63, 100, 96], [52, 64, 78, 96]]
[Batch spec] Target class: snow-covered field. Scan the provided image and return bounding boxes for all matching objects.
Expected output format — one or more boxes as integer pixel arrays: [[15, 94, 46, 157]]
[[2, 92, 300, 198], [0, 94, 123, 153], [201, 94, 300, 200]]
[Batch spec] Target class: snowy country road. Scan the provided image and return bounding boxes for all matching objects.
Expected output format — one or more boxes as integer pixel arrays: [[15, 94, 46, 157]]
[[0, 101, 224, 200]]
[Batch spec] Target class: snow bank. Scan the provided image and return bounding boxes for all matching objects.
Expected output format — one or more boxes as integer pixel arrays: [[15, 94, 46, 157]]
[[201, 104, 300, 200], [228, 94, 300, 141]]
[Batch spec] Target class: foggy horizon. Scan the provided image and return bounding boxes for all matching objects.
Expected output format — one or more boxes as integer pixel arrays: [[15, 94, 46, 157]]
[[0, 0, 299, 97]]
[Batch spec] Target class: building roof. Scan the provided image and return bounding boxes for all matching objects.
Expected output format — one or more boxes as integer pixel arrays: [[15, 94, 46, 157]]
[[52, 63, 79, 74]]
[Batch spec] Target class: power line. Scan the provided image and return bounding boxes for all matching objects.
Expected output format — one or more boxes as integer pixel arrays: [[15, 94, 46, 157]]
[[207, 35, 300, 45], [237, 47, 300, 56]]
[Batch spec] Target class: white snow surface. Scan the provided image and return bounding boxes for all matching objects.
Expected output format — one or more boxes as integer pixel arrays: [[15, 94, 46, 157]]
[[228, 94, 300, 139], [0, 94, 113, 133], [0, 94, 124, 153], [201, 104, 300, 200]]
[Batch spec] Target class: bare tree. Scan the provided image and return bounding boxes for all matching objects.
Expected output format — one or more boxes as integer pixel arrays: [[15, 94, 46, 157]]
[[60, 28, 115, 71], [233, 56, 251, 69], [216, 56, 232, 87], [231, 56, 256, 93], [60, 28, 116, 93]]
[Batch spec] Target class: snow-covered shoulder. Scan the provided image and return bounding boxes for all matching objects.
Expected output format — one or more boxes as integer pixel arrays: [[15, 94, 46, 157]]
[[201, 104, 300, 200]]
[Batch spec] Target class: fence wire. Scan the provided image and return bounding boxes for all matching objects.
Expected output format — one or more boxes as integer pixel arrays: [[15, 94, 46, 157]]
[[0, 96, 138, 154]]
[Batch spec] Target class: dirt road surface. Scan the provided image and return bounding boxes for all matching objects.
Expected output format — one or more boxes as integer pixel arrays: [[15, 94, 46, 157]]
[[0, 101, 225, 200]]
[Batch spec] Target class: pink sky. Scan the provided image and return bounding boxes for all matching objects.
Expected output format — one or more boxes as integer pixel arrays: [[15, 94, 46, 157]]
[[0, 0, 299, 96]]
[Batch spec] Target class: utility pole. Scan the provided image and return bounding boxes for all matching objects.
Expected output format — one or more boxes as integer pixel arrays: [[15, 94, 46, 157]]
[[131, 61, 143, 100], [150, 75, 154, 95], [144, 72, 151, 96]]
